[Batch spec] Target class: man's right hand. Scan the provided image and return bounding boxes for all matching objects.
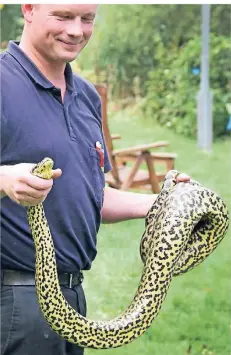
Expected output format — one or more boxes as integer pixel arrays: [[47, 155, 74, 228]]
[[0, 163, 62, 206]]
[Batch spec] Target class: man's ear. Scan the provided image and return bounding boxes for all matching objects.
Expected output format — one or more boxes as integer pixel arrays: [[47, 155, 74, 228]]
[[21, 4, 36, 23]]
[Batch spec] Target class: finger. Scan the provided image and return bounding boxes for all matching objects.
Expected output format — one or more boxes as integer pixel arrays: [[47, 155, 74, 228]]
[[176, 173, 191, 183], [52, 168, 62, 179], [26, 175, 53, 190], [15, 195, 45, 206], [16, 185, 51, 200]]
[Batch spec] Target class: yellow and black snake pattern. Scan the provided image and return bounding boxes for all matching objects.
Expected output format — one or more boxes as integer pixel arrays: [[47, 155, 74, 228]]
[[27, 157, 229, 349]]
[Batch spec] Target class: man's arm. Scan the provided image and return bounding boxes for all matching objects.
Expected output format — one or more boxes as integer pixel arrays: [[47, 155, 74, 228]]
[[101, 187, 156, 223], [101, 173, 190, 223]]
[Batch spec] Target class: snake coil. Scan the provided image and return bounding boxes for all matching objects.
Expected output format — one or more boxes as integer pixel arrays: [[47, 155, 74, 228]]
[[27, 158, 229, 349]]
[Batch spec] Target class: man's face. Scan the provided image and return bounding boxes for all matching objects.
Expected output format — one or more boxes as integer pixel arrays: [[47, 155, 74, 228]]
[[25, 4, 98, 63]]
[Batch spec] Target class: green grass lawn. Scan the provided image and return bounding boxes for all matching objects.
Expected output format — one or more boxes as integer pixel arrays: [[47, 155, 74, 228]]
[[85, 109, 231, 355]]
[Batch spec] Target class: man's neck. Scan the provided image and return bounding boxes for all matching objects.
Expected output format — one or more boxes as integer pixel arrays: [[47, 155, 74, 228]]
[[19, 38, 66, 90]]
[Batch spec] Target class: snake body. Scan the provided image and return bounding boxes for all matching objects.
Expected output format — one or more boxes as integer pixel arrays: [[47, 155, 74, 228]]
[[27, 157, 229, 349]]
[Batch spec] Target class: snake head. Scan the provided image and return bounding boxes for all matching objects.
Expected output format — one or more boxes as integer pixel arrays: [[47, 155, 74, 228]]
[[32, 157, 54, 179]]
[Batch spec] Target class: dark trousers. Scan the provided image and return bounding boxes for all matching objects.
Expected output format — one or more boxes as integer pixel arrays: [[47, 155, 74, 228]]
[[1, 284, 87, 355]]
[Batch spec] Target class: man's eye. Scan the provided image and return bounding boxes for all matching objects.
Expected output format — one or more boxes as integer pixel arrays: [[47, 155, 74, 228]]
[[81, 17, 94, 23], [57, 15, 71, 20]]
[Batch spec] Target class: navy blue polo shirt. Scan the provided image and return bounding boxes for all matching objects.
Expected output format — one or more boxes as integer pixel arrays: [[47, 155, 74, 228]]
[[0, 41, 111, 273]]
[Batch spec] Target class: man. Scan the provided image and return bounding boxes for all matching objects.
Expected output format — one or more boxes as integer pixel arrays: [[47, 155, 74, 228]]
[[0, 4, 190, 355]]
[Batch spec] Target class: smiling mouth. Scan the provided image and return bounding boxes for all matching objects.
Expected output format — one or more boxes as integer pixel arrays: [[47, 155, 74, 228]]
[[58, 39, 80, 46]]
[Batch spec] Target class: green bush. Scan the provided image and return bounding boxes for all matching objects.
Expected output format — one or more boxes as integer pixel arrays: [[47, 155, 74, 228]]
[[144, 34, 231, 138]]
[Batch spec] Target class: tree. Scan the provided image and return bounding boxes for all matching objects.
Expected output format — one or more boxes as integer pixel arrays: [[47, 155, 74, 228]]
[[78, 4, 230, 98], [144, 34, 231, 138], [0, 4, 23, 46]]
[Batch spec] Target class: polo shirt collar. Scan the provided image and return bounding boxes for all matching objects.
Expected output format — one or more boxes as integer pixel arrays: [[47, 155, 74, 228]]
[[7, 41, 75, 92]]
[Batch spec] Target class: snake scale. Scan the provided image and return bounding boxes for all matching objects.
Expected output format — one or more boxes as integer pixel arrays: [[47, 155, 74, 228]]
[[27, 157, 229, 349]]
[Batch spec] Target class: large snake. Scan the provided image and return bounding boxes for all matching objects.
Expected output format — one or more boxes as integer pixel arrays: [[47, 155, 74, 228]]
[[27, 157, 229, 349]]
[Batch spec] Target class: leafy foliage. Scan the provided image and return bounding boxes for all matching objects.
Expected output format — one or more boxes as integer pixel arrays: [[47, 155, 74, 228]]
[[78, 5, 230, 98], [79, 5, 201, 96], [0, 5, 22, 45], [144, 34, 231, 138]]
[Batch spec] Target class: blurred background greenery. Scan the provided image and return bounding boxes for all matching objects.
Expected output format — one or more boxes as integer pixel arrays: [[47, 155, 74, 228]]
[[1, 4, 230, 355]]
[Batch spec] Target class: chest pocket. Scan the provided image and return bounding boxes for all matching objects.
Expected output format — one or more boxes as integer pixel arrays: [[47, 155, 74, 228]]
[[89, 147, 105, 208]]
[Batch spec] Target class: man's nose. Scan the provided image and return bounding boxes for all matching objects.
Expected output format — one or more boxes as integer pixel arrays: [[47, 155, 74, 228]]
[[66, 17, 83, 38]]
